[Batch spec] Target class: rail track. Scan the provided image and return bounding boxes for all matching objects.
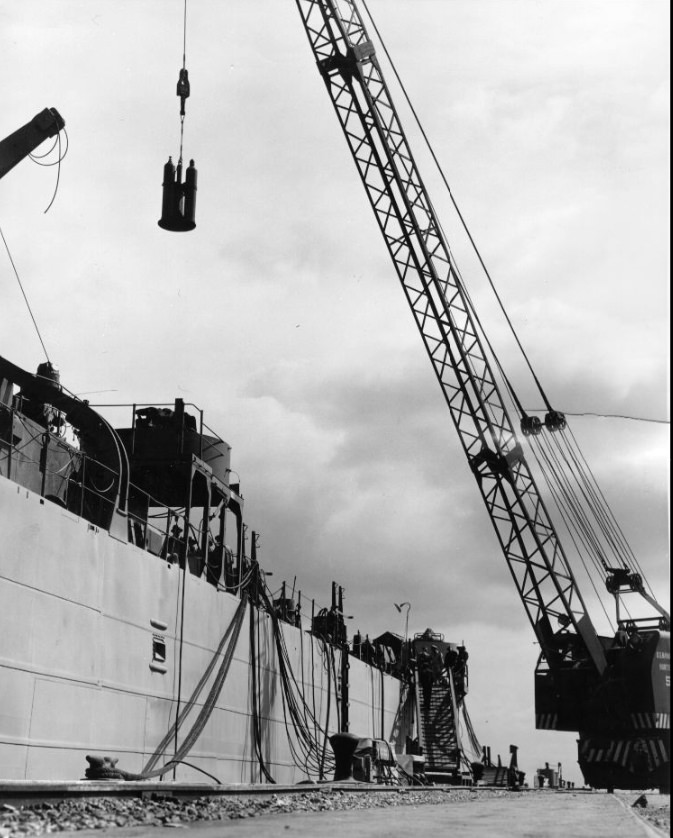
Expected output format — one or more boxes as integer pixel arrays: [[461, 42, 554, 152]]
[[0, 778, 508, 808]]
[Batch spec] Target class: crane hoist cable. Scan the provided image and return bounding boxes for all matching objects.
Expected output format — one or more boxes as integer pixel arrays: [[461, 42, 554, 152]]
[[177, 0, 189, 163], [563, 424, 653, 581], [528, 426, 656, 625], [534, 421, 649, 584], [551, 425, 655, 592]]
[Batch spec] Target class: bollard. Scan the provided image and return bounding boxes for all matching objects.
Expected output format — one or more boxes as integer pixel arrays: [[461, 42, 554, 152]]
[[329, 732, 361, 782]]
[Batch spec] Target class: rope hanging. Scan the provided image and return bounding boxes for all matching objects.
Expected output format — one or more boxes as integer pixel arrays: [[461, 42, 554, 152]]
[[28, 126, 69, 214]]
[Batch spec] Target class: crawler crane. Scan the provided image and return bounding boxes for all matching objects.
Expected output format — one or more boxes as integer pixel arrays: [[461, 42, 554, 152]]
[[293, 0, 669, 791]]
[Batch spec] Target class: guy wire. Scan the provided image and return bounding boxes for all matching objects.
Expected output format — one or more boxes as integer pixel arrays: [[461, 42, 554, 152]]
[[0, 225, 51, 362]]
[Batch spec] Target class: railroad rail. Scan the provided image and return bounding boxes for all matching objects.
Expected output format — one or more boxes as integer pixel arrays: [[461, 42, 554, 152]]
[[0, 779, 516, 808]]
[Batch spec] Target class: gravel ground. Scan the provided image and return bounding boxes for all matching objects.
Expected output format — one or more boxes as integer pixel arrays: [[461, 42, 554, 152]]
[[616, 791, 670, 836], [2, 788, 668, 837], [0, 788, 511, 836]]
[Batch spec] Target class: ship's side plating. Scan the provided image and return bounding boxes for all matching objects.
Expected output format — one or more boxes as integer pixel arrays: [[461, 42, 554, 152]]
[[0, 357, 411, 782]]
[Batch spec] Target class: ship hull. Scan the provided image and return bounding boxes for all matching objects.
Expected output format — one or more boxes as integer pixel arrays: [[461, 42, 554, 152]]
[[0, 475, 410, 782]]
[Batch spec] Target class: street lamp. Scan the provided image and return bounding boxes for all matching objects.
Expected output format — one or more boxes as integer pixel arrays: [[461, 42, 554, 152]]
[[394, 601, 411, 641], [394, 602, 411, 668]]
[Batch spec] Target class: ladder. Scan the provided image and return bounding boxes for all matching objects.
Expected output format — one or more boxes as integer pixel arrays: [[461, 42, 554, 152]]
[[415, 668, 462, 779]]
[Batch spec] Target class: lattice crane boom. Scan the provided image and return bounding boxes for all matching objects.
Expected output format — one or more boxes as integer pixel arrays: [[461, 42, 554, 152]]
[[294, 0, 607, 676]]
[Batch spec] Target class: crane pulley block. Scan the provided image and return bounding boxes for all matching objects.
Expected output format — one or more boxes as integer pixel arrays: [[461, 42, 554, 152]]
[[176, 67, 190, 116], [520, 415, 543, 436], [605, 568, 643, 595], [544, 410, 567, 432]]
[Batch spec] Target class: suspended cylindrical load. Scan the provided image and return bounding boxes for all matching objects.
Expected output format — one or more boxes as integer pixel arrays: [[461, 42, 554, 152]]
[[158, 156, 197, 232], [183, 159, 197, 226], [159, 157, 176, 226]]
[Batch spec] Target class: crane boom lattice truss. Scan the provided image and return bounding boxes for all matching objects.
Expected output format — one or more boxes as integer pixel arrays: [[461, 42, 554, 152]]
[[294, 0, 607, 675]]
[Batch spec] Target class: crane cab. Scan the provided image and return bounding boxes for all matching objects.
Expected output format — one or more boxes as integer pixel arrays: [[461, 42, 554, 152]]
[[536, 620, 670, 791]]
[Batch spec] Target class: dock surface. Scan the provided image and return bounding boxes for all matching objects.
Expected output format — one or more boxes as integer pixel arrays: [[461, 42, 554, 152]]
[[51, 791, 667, 838]]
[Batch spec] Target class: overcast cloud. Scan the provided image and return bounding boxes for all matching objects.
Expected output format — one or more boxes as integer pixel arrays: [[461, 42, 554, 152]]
[[2, 0, 669, 784]]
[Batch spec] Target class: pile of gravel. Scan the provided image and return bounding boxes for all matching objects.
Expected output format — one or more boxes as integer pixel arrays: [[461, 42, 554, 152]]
[[617, 791, 670, 835], [0, 787, 511, 835]]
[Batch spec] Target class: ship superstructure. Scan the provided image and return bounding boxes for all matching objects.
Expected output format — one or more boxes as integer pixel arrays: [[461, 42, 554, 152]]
[[0, 355, 471, 783]]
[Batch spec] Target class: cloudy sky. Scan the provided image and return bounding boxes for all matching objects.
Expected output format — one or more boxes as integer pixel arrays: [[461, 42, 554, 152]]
[[2, 1, 669, 783]]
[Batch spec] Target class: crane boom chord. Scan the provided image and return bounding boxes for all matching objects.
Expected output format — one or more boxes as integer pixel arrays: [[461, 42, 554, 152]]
[[294, 0, 603, 669]]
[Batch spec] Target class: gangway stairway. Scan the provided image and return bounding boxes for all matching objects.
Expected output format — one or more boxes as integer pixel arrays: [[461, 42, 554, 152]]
[[412, 634, 464, 783]]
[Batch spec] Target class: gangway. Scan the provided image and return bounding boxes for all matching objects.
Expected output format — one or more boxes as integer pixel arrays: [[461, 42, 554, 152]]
[[412, 632, 464, 783]]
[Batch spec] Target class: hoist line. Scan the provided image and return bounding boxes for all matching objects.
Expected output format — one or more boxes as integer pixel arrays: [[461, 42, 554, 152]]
[[361, 0, 556, 415], [528, 436, 615, 631], [546, 426, 644, 587], [182, 0, 187, 69], [533, 428, 651, 625], [541, 430, 624, 580], [548, 434, 627, 572], [534, 433, 612, 581], [179, 116, 185, 165], [0, 225, 51, 363], [178, 0, 188, 163], [564, 424, 654, 594], [535, 435, 619, 599], [557, 432, 635, 572]]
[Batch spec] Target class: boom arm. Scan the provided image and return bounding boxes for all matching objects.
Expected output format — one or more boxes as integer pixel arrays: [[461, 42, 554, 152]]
[[294, 0, 608, 676], [0, 108, 65, 180]]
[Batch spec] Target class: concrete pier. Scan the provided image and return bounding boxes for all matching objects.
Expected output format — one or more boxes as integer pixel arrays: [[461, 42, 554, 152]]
[[55, 790, 668, 838]]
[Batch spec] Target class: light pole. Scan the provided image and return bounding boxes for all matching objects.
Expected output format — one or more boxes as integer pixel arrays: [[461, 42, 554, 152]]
[[394, 602, 411, 668], [394, 601, 411, 641], [393, 602, 411, 653]]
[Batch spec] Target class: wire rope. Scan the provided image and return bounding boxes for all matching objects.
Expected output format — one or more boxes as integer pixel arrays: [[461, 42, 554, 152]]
[[178, 0, 188, 163], [528, 436, 615, 631], [555, 431, 635, 571], [252, 580, 337, 780], [531, 410, 669, 426], [1, 225, 51, 362], [534, 432, 613, 577]]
